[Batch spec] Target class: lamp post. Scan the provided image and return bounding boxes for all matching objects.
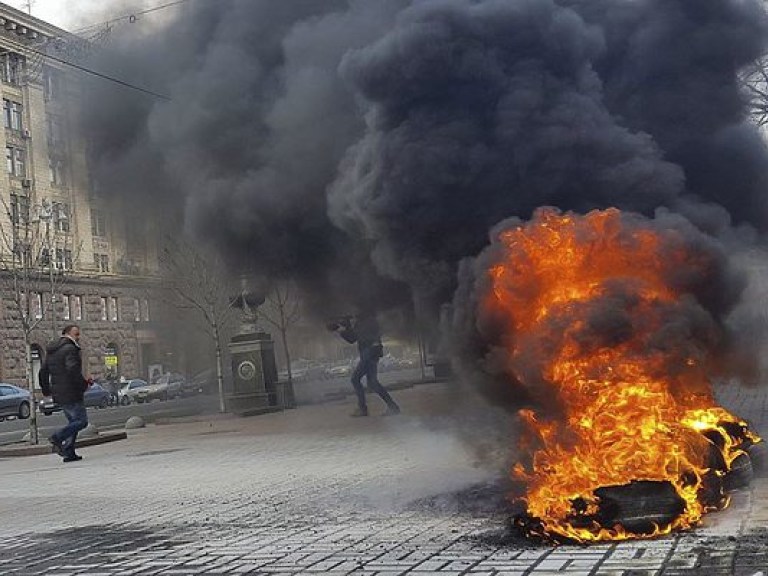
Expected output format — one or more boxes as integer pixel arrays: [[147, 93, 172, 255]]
[[24, 199, 59, 444], [38, 199, 57, 338]]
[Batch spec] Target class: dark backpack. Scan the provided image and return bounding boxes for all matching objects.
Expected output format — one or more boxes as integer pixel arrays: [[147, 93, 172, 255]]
[[38, 362, 51, 396]]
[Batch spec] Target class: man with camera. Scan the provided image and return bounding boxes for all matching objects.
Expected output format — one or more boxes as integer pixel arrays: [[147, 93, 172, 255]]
[[328, 310, 401, 417]]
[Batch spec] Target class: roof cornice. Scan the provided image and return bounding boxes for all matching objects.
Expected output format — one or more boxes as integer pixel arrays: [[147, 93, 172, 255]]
[[0, 2, 80, 45]]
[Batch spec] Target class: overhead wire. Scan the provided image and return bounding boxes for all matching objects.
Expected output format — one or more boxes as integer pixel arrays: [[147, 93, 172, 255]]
[[5, 0, 191, 100], [2, 32, 171, 100], [72, 0, 196, 35], [36, 43, 171, 100]]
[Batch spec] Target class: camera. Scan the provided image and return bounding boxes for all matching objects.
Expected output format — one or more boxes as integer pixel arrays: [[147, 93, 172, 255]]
[[326, 315, 353, 332]]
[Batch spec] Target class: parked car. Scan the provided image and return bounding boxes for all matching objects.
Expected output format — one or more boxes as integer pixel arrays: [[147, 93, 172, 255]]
[[154, 373, 185, 399], [325, 362, 353, 377], [0, 383, 31, 419], [117, 379, 160, 405], [39, 383, 111, 416]]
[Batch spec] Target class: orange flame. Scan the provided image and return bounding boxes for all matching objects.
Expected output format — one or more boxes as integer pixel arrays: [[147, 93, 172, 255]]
[[484, 208, 760, 542]]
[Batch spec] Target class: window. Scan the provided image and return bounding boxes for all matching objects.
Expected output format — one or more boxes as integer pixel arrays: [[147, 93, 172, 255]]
[[54, 202, 70, 232], [10, 101, 21, 131], [10, 194, 30, 224], [62, 295, 70, 320], [31, 292, 43, 320], [100, 297, 107, 321], [46, 116, 64, 149], [91, 209, 106, 237], [55, 248, 73, 270], [0, 52, 24, 85], [141, 299, 150, 322], [6, 146, 25, 177], [13, 242, 31, 267], [94, 253, 110, 273], [109, 297, 119, 322], [43, 66, 62, 100], [133, 298, 141, 322], [71, 295, 82, 321], [49, 158, 67, 186], [2, 99, 20, 130]]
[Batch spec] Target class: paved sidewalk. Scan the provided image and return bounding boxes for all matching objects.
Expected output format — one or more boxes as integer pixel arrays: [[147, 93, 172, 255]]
[[0, 381, 765, 575]]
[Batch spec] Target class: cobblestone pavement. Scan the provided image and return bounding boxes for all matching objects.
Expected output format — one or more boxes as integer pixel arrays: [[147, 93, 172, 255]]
[[0, 382, 765, 575]]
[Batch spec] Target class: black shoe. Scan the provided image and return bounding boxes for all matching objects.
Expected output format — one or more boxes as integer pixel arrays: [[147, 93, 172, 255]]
[[383, 406, 401, 416], [62, 454, 83, 463], [48, 436, 64, 456], [350, 408, 369, 418]]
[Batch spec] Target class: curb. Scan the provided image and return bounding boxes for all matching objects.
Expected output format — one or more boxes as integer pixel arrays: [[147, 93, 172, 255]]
[[0, 431, 128, 458], [314, 377, 450, 405]]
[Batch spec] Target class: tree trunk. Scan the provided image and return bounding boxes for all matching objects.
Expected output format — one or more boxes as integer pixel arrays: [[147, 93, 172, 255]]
[[213, 323, 226, 413], [25, 341, 39, 445], [280, 327, 292, 383]]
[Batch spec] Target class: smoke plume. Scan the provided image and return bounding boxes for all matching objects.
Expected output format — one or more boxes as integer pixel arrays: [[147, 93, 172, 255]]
[[75, 0, 768, 358]]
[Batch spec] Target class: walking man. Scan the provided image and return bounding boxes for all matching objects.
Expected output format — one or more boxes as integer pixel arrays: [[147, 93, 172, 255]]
[[329, 310, 401, 417], [45, 324, 90, 462]]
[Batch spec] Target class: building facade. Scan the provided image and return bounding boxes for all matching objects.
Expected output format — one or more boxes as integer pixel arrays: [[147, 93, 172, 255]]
[[0, 4, 162, 386]]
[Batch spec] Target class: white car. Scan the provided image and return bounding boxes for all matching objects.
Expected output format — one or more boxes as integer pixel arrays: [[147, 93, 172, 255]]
[[325, 363, 353, 377]]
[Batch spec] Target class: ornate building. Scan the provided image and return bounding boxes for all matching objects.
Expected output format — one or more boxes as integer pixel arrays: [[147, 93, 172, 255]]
[[0, 4, 162, 387]]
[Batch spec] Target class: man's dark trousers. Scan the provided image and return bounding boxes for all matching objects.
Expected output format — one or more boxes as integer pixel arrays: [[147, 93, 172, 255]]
[[351, 347, 399, 413], [52, 403, 88, 457]]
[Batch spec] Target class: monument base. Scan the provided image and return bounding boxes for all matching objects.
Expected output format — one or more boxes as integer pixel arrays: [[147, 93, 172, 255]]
[[227, 331, 280, 413]]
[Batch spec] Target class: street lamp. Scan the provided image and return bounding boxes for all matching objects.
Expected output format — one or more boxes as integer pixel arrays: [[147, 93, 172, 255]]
[[24, 198, 60, 444], [36, 199, 57, 338]]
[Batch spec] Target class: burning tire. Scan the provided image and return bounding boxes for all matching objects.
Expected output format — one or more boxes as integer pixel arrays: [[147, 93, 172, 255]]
[[593, 481, 686, 536]]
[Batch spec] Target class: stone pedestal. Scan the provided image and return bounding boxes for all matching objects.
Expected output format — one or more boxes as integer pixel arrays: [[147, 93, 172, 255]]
[[226, 331, 279, 415]]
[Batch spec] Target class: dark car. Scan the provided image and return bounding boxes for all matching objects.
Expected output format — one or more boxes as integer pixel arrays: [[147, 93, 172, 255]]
[[39, 383, 111, 416], [0, 383, 31, 419]]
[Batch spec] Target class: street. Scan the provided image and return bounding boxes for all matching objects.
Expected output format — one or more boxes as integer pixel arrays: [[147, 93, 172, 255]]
[[0, 368, 426, 447], [0, 395, 214, 446], [0, 380, 765, 574]]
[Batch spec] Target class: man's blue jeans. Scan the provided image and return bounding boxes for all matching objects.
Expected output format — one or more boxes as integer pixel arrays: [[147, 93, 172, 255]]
[[52, 403, 88, 457], [351, 347, 399, 413]]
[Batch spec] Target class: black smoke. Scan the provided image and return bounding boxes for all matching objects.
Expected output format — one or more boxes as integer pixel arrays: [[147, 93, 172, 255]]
[[79, 0, 411, 314], [74, 0, 768, 332]]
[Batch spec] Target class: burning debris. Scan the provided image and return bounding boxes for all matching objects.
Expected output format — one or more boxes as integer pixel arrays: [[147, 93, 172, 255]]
[[472, 208, 761, 542]]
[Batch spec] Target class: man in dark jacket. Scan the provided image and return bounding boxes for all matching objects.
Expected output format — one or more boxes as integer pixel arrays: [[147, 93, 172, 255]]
[[329, 310, 400, 417], [45, 324, 89, 462]]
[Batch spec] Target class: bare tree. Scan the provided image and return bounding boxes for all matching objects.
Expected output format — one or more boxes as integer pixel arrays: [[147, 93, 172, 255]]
[[741, 56, 768, 127], [0, 197, 77, 444], [259, 281, 303, 383], [160, 237, 237, 413]]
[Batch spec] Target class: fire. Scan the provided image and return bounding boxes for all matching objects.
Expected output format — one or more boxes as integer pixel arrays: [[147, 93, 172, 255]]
[[484, 208, 760, 543]]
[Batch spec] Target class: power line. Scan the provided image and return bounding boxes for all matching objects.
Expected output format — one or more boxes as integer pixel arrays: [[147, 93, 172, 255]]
[[73, 0, 196, 35], [37, 45, 172, 101], [2, 35, 171, 100]]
